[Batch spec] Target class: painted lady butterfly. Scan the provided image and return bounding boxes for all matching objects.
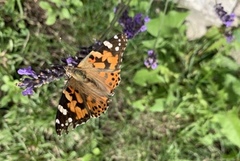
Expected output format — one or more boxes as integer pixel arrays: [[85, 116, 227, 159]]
[[55, 33, 128, 135]]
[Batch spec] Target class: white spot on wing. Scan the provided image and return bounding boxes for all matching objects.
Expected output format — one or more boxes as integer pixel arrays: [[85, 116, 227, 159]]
[[103, 40, 113, 49], [68, 117, 73, 123], [56, 119, 60, 124], [58, 105, 67, 115], [114, 35, 118, 39], [115, 46, 119, 51]]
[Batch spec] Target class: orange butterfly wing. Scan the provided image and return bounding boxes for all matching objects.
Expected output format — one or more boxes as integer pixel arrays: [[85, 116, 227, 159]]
[[55, 33, 128, 135]]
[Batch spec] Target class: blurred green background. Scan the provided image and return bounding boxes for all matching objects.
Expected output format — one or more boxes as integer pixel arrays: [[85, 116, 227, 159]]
[[1, 0, 240, 160]]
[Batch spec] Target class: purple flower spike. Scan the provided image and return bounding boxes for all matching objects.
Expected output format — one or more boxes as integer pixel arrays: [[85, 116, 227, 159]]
[[22, 87, 34, 96], [17, 78, 35, 95], [214, 3, 235, 43], [17, 36, 110, 96], [18, 66, 38, 79], [144, 17, 150, 23], [117, 7, 149, 39], [225, 31, 234, 43], [223, 13, 235, 27], [215, 3, 235, 27], [65, 57, 78, 66], [144, 50, 158, 69], [17, 65, 66, 96], [17, 45, 92, 96]]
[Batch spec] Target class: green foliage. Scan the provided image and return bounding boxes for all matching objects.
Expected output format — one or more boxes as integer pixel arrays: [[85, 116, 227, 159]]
[[1, 0, 240, 160], [213, 108, 240, 147], [1, 75, 28, 107], [147, 11, 188, 38], [39, 0, 83, 25]]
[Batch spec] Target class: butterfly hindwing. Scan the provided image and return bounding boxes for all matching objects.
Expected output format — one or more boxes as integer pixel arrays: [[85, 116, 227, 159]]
[[55, 33, 128, 135], [56, 83, 91, 135]]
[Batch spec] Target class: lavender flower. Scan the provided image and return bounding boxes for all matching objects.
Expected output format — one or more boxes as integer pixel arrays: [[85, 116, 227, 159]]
[[62, 56, 79, 66], [22, 87, 34, 95], [117, 5, 150, 39], [17, 57, 82, 96], [214, 3, 235, 43], [225, 31, 234, 43], [17, 41, 97, 96], [18, 66, 38, 79], [17, 78, 34, 96], [144, 50, 158, 69], [215, 3, 235, 27], [17, 65, 65, 95]]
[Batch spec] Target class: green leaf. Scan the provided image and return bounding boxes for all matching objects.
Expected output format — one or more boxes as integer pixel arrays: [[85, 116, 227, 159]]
[[132, 99, 146, 111], [147, 11, 188, 37], [232, 80, 240, 96], [139, 1, 151, 11], [39, 1, 51, 10], [205, 27, 220, 38], [165, 11, 188, 28], [72, 0, 83, 7], [233, 29, 240, 43], [213, 108, 240, 147], [50, 0, 62, 4], [81, 153, 92, 161], [150, 98, 165, 112], [61, 8, 71, 19], [46, 13, 57, 25], [224, 74, 237, 87], [146, 16, 161, 37], [142, 38, 164, 48], [129, 0, 138, 6], [8, 39, 13, 51], [92, 147, 101, 155], [215, 55, 238, 71], [3, 76, 10, 84], [206, 38, 226, 52], [91, 139, 98, 148], [133, 69, 149, 86], [0, 96, 10, 107], [1, 84, 9, 92], [200, 134, 215, 145], [224, 74, 240, 96], [133, 68, 162, 86]]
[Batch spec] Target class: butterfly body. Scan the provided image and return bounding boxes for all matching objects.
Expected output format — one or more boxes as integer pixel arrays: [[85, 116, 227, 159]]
[[56, 33, 128, 135]]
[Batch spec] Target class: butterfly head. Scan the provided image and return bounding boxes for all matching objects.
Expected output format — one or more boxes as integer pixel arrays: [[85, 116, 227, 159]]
[[64, 66, 88, 82]]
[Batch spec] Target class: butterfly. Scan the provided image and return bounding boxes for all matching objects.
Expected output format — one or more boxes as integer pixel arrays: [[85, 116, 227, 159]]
[[55, 33, 128, 135]]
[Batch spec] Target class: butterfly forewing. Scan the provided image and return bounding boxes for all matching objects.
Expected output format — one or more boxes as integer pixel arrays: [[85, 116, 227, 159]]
[[79, 33, 127, 70], [55, 33, 128, 135]]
